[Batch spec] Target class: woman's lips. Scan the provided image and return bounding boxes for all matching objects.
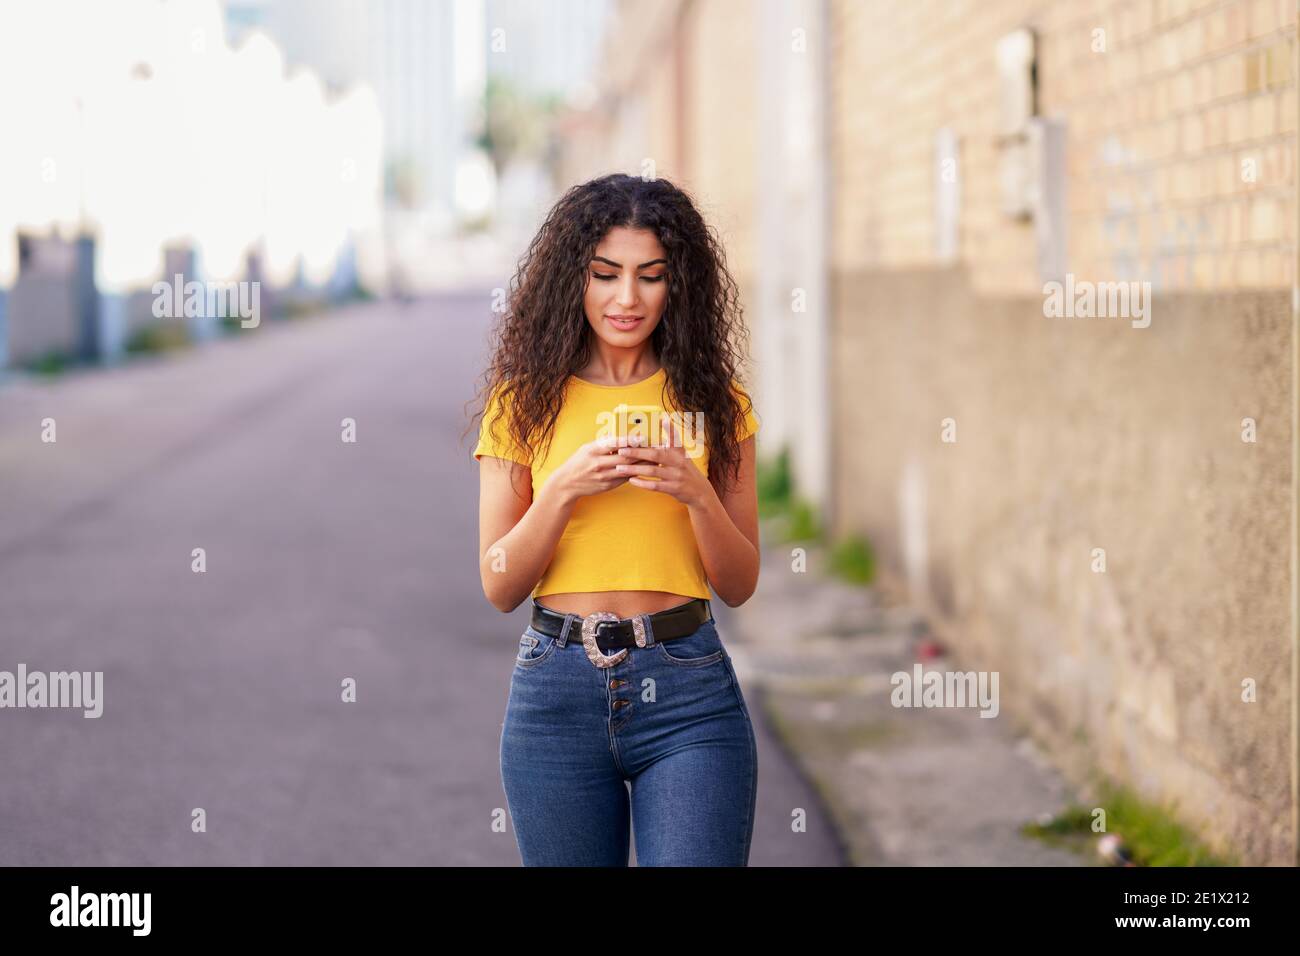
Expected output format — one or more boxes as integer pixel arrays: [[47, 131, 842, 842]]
[[607, 315, 643, 330]]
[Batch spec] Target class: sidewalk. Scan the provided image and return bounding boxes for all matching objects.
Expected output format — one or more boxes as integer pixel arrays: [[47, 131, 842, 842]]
[[729, 532, 1087, 866]]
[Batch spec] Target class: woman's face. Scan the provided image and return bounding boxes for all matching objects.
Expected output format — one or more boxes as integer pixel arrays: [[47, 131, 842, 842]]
[[582, 226, 668, 349]]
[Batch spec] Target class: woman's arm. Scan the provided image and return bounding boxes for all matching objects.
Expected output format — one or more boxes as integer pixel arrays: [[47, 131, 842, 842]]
[[479, 435, 637, 612], [477, 457, 577, 613], [687, 435, 760, 607]]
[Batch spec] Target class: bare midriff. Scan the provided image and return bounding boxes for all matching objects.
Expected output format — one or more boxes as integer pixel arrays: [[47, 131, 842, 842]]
[[534, 589, 701, 620]]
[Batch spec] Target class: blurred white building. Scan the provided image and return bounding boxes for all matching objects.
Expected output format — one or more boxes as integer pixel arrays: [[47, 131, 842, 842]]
[[0, 0, 384, 365], [227, 0, 483, 228]]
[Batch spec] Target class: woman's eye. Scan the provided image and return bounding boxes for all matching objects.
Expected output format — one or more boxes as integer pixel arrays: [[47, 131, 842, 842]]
[[642, 275, 665, 283], [592, 272, 615, 280]]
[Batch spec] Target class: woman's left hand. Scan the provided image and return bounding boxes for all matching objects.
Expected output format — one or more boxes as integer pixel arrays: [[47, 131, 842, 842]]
[[615, 416, 713, 508]]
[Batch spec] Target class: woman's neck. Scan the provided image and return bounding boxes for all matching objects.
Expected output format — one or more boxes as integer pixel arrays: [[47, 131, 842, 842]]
[[576, 351, 661, 387]]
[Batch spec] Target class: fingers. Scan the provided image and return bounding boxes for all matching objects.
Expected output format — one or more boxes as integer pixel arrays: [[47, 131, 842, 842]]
[[614, 462, 662, 477], [592, 433, 648, 455], [617, 442, 663, 463], [627, 476, 673, 492], [595, 458, 633, 483]]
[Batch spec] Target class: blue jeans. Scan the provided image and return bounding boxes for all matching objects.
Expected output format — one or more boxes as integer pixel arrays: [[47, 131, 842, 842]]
[[499, 609, 758, 866]]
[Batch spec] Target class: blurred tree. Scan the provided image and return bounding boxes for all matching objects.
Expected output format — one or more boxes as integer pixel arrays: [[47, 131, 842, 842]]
[[478, 74, 565, 179]]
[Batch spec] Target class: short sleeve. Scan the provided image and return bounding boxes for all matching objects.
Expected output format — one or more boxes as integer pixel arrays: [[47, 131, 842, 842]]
[[472, 383, 531, 466], [734, 382, 760, 442]]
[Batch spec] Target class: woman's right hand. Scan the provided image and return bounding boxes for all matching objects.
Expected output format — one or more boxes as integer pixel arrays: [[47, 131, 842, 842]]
[[550, 433, 645, 502]]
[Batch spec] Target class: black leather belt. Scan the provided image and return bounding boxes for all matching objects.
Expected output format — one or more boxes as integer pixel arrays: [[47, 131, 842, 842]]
[[530, 597, 711, 652]]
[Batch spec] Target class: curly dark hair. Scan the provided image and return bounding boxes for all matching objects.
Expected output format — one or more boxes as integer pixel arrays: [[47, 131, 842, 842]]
[[464, 173, 754, 499]]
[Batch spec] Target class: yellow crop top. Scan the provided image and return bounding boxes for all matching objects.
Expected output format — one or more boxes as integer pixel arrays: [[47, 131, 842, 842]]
[[472, 367, 760, 599]]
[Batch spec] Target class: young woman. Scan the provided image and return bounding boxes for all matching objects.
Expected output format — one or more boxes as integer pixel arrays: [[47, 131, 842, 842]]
[[468, 173, 761, 866]]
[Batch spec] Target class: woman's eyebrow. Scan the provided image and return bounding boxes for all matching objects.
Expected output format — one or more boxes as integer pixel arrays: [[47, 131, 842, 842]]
[[591, 256, 668, 268]]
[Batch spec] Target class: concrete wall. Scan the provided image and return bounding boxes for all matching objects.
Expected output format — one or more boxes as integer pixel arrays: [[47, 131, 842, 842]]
[[5, 234, 89, 366], [6, 276, 80, 365], [833, 267, 1292, 863]]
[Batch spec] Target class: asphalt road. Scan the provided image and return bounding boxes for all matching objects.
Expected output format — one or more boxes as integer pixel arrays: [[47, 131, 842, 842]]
[[0, 294, 839, 865]]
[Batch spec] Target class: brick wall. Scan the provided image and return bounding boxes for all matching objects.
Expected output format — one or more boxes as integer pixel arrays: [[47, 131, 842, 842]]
[[831, 0, 1296, 292]]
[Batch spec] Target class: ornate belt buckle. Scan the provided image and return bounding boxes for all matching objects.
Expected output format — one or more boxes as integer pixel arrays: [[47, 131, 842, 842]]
[[581, 612, 650, 669]]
